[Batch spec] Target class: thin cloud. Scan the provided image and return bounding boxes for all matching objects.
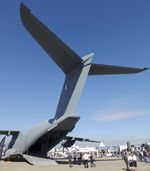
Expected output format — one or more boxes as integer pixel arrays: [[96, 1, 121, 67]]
[[95, 109, 150, 122]]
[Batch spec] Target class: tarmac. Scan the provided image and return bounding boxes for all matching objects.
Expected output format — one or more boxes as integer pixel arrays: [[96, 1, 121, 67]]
[[0, 159, 150, 171]]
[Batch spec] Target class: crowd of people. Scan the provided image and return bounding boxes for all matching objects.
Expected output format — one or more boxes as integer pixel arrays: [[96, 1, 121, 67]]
[[121, 143, 150, 171], [138, 145, 150, 163], [122, 150, 137, 171], [67, 152, 96, 168]]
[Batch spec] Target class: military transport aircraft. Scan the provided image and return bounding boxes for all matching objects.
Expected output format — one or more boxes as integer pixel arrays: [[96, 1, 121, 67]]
[[0, 3, 148, 165]]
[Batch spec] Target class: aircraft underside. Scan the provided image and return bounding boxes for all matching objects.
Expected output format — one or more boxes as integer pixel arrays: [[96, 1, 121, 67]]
[[27, 130, 69, 157], [27, 115, 80, 157]]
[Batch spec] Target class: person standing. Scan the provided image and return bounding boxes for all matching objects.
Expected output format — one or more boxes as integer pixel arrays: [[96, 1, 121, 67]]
[[128, 152, 133, 171], [123, 150, 129, 171], [132, 153, 137, 171], [67, 152, 73, 167], [89, 153, 96, 167], [83, 152, 89, 168], [77, 152, 82, 165]]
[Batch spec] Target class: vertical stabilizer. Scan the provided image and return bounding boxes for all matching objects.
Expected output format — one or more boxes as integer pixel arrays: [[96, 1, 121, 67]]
[[55, 53, 93, 119], [20, 3, 148, 120]]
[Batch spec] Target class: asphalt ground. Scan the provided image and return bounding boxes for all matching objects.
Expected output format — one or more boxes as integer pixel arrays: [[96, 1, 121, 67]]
[[0, 159, 150, 171]]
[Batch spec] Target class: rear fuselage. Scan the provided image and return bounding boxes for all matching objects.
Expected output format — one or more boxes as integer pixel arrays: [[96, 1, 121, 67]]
[[3, 115, 79, 159]]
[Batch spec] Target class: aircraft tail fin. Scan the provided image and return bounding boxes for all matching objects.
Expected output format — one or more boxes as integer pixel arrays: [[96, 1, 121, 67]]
[[20, 3, 82, 75], [55, 53, 93, 119], [20, 3, 148, 76], [89, 63, 148, 75], [20, 3, 148, 120]]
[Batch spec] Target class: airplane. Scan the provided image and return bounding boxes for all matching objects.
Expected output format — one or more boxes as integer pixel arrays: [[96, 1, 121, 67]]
[[47, 139, 100, 159], [0, 3, 148, 165]]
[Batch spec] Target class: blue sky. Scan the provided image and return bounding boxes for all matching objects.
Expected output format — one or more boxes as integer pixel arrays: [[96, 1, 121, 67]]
[[0, 0, 150, 146]]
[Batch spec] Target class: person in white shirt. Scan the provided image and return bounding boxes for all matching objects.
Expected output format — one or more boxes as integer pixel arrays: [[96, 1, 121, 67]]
[[83, 152, 89, 168], [132, 153, 137, 171], [128, 153, 133, 170], [128, 152, 137, 171]]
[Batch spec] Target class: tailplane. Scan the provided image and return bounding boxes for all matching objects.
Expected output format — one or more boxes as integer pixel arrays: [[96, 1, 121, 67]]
[[20, 3, 148, 120], [89, 63, 148, 75], [20, 3, 82, 75]]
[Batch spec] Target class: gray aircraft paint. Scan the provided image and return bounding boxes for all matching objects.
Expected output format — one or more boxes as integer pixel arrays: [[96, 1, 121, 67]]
[[55, 53, 93, 119], [0, 3, 148, 165]]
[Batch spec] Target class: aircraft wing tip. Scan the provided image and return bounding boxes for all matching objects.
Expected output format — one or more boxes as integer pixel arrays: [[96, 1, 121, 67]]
[[143, 67, 149, 71], [137, 67, 149, 73], [20, 2, 30, 18]]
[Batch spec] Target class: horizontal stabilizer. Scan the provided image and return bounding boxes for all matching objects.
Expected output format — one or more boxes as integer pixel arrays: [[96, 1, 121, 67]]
[[89, 63, 148, 75], [65, 136, 100, 143], [20, 3, 82, 74], [0, 130, 20, 135]]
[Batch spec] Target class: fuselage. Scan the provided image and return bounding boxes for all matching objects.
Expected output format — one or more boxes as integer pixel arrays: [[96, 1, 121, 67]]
[[0, 2, 147, 164], [3, 115, 80, 159]]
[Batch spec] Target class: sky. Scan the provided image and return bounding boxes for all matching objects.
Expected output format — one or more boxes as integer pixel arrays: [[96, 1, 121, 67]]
[[0, 0, 150, 146]]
